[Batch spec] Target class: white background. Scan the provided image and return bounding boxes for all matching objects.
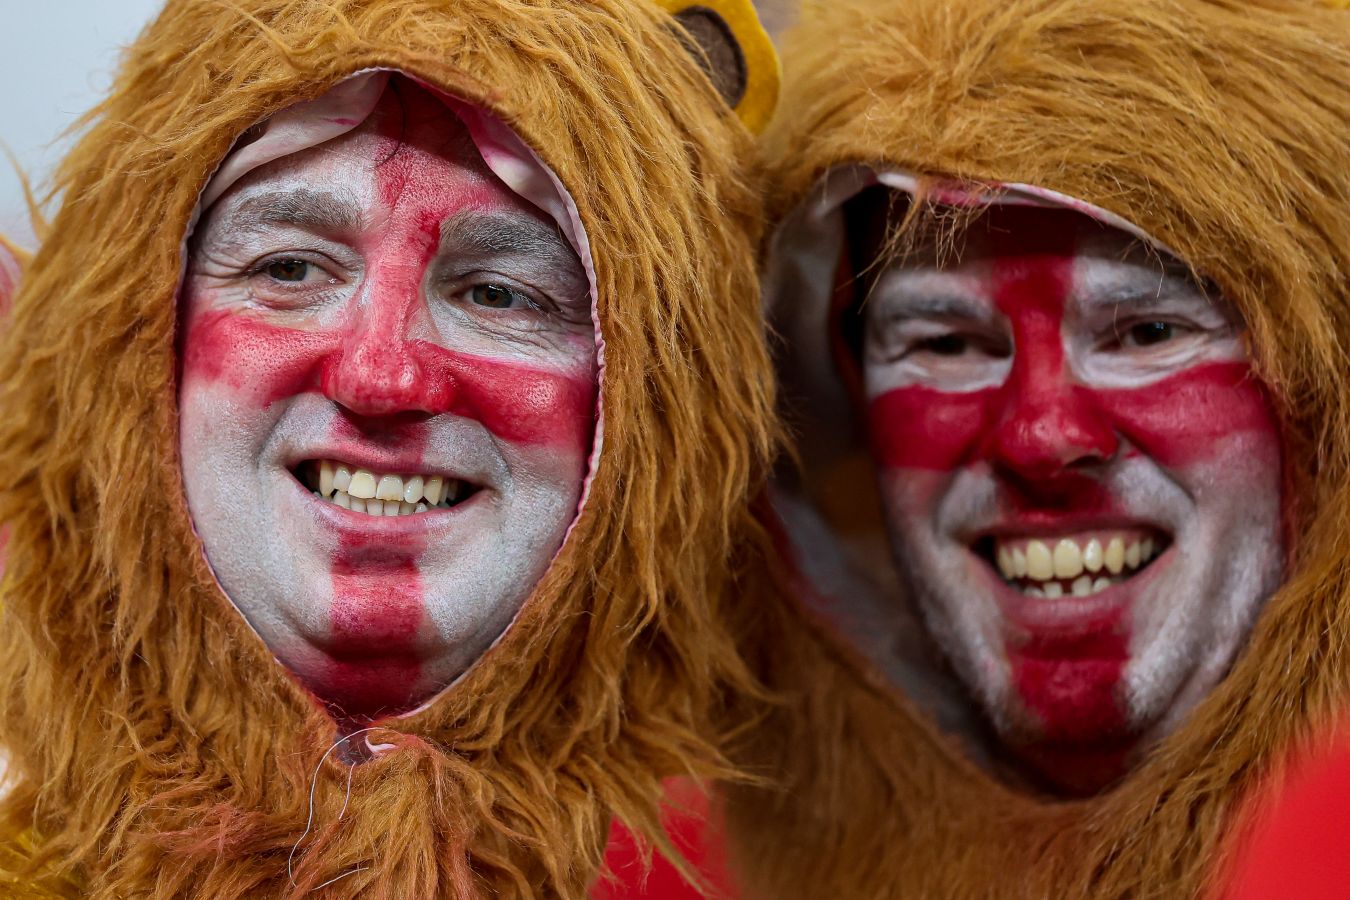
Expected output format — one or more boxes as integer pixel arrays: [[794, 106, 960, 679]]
[[0, 1, 796, 252], [0, 1, 166, 248]]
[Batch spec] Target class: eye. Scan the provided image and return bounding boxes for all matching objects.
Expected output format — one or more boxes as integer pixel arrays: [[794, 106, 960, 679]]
[[470, 283, 524, 309], [265, 259, 313, 283], [1124, 321, 1181, 347], [915, 334, 970, 356]]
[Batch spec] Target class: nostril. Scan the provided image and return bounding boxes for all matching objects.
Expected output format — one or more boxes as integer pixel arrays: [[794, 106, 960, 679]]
[[985, 398, 1119, 478], [320, 344, 436, 416]]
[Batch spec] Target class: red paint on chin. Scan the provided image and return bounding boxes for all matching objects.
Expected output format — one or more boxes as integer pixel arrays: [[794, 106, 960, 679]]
[[1005, 610, 1132, 793], [315, 414, 432, 723], [321, 539, 426, 723]]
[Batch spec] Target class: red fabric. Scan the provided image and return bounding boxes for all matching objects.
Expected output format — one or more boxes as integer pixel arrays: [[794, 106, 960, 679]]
[[1222, 730, 1350, 899], [591, 780, 735, 899]]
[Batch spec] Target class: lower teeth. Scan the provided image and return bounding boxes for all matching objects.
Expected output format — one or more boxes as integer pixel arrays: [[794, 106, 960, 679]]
[[1019, 574, 1125, 598], [311, 489, 455, 516]]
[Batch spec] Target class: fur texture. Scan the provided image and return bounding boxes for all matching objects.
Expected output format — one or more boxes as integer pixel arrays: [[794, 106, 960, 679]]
[[0, 1, 777, 896], [726, 0, 1350, 897], [0, 235, 23, 316]]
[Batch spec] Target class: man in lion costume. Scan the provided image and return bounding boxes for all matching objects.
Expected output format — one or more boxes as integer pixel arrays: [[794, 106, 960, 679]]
[[0, 1, 781, 896], [724, 0, 1350, 896]]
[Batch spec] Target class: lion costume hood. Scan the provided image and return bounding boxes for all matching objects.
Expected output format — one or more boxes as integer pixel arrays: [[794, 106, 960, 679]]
[[0, 1, 781, 896], [723, 0, 1350, 897]]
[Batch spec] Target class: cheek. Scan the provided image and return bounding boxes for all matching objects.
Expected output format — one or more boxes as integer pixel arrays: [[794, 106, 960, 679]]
[[181, 306, 335, 406], [874, 467, 948, 534], [1099, 361, 1281, 470], [867, 385, 992, 470], [409, 340, 597, 456]]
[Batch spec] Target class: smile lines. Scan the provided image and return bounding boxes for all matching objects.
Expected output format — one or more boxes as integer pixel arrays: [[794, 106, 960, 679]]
[[302, 459, 470, 516], [990, 531, 1165, 598]]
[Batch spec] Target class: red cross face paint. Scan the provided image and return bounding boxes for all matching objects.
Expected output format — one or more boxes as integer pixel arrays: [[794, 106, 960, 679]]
[[860, 204, 1284, 794], [178, 78, 597, 733]]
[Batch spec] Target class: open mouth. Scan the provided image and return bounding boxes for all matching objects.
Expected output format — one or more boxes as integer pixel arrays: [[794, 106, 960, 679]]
[[975, 529, 1170, 599], [294, 459, 478, 517]]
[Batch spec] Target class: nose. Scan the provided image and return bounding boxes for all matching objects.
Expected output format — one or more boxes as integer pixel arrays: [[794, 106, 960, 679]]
[[320, 305, 449, 417], [982, 359, 1118, 481]]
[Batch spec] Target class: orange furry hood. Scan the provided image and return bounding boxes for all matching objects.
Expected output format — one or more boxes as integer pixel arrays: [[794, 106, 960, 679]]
[[0, 1, 776, 896], [725, 0, 1350, 897]]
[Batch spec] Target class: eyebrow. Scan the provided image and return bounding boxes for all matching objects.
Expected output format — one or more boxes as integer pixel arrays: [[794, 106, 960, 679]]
[[868, 289, 995, 322], [439, 212, 576, 265], [220, 188, 364, 235], [438, 212, 586, 298], [1074, 276, 1211, 313]]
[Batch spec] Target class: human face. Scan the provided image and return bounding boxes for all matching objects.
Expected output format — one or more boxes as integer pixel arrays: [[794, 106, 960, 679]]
[[861, 204, 1284, 794], [178, 82, 597, 731]]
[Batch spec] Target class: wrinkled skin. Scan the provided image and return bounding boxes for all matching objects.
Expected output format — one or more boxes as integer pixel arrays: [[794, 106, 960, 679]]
[[859, 203, 1284, 793], [179, 81, 597, 731]]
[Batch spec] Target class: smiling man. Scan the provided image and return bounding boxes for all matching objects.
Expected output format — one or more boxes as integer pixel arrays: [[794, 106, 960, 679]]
[[179, 80, 598, 732], [0, 0, 782, 895], [719, 0, 1349, 896], [855, 199, 1284, 791]]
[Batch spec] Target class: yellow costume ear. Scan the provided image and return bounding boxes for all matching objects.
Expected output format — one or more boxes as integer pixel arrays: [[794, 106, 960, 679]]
[[652, 0, 781, 133]]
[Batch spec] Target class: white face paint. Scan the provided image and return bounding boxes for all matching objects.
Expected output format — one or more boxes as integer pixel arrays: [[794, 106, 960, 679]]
[[858, 203, 1284, 793], [178, 80, 597, 732]]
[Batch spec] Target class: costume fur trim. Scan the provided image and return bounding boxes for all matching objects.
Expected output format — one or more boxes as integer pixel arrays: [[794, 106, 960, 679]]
[[729, 0, 1350, 896], [0, 1, 776, 896]]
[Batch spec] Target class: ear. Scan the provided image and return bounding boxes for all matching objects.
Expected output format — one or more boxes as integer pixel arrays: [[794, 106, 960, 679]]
[[653, 0, 780, 133]]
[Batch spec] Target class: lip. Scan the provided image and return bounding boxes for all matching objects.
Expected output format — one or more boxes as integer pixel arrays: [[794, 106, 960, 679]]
[[966, 514, 1171, 543], [971, 540, 1173, 636]]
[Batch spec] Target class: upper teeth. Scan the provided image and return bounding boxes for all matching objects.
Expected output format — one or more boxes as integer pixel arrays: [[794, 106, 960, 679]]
[[308, 459, 465, 516], [993, 534, 1161, 598]]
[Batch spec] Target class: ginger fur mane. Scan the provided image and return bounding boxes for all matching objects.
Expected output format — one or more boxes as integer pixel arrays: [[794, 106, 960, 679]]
[[0, 1, 777, 896]]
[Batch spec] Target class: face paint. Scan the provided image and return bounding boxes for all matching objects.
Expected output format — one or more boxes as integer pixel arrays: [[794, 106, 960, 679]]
[[178, 80, 597, 729], [183, 311, 594, 448], [861, 205, 1284, 793]]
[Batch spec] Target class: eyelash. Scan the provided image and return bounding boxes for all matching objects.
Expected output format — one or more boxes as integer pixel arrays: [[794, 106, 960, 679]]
[[245, 254, 338, 284], [236, 256, 577, 329], [444, 272, 556, 315], [1098, 317, 1201, 350]]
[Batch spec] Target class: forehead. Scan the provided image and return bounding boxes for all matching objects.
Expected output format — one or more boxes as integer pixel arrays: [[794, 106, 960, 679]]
[[864, 202, 1200, 311], [874, 203, 1155, 270], [211, 82, 525, 221], [956, 205, 1141, 261]]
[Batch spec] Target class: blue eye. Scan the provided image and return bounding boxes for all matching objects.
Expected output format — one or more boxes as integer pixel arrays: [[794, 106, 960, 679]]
[[265, 259, 311, 282], [471, 284, 520, 309]]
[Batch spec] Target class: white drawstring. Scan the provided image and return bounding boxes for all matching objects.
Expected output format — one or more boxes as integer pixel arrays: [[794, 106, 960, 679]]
[[287, 726, 378, 891]]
